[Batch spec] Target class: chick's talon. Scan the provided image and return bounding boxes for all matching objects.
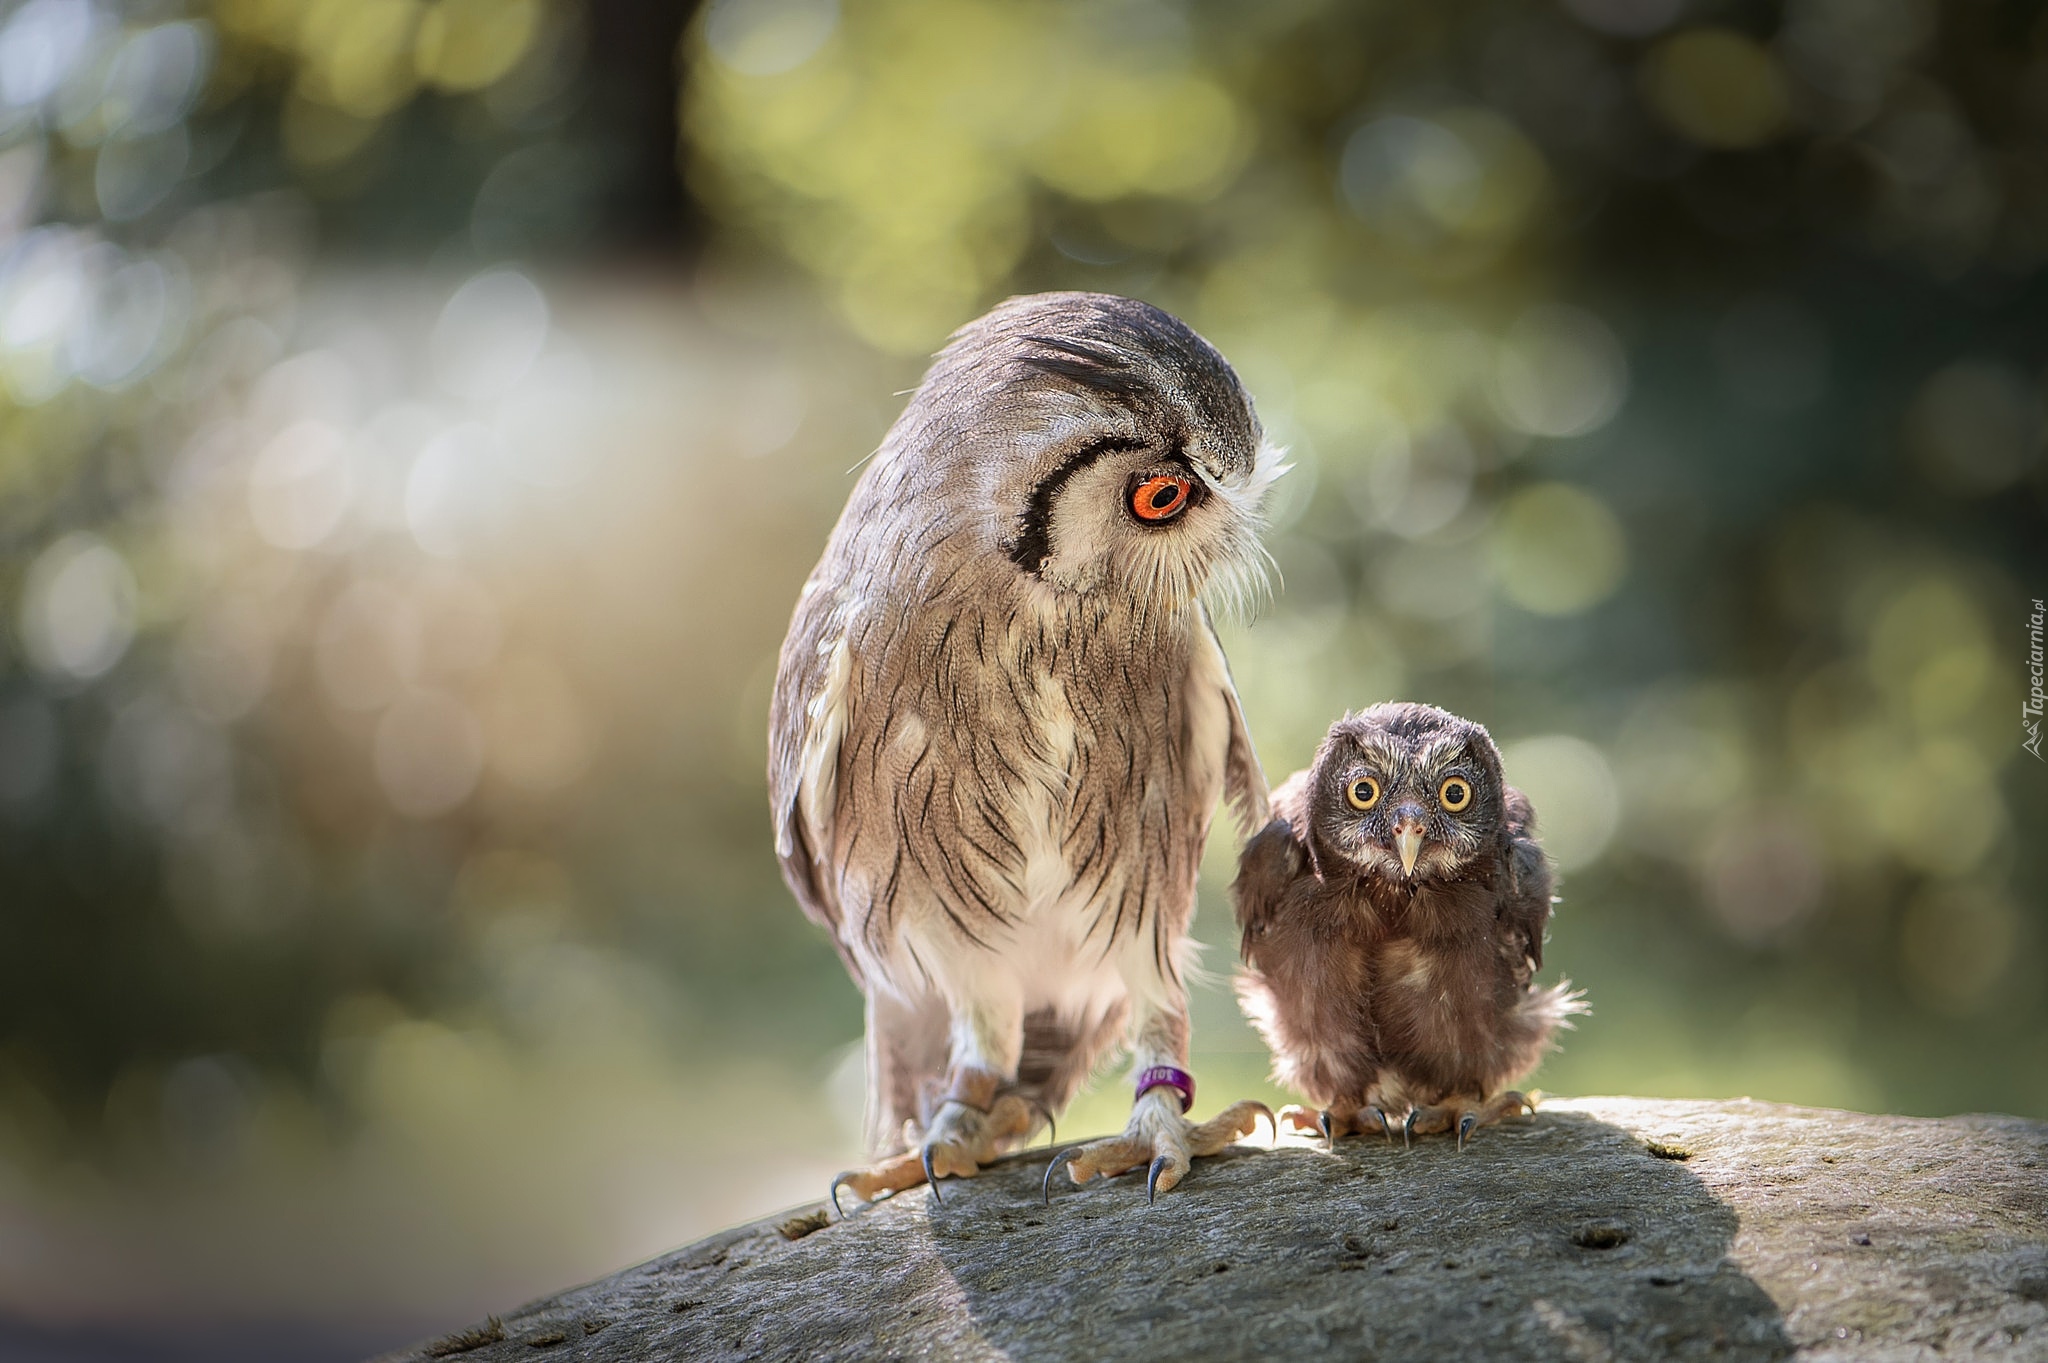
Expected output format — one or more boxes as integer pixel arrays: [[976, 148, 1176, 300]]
[[1402, 1090, 1536, 1148], [1279, 1104, 1323, 1137]]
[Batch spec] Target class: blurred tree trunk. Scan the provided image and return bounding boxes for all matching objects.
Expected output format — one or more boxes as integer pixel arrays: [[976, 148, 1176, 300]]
[[584, 0, 704, 259]]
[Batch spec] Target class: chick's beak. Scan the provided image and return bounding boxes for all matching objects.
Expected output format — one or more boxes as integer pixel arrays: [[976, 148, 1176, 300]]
[[1391, 809, 1426, 878]]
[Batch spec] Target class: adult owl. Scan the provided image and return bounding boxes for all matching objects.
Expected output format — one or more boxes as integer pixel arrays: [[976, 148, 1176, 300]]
[[1233, 703, 1585, 1145], [771, 293, 1279, 1208]]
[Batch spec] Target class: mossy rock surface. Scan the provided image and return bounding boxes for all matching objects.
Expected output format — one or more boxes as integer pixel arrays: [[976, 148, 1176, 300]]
[[381, 1098, 2048, 1362]]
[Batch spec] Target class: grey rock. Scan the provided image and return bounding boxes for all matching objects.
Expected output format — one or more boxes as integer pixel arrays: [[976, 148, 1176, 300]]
[[379, 1098, 2048, 1362]]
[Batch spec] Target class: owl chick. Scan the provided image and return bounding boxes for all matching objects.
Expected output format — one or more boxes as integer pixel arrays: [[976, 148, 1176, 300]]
[[1233, 702, 1585, 1146], [771, 293, 1281, 1210]]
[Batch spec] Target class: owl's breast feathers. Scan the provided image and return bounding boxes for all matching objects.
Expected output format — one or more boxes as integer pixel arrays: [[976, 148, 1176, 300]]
[[769, 562, 1265, 982]]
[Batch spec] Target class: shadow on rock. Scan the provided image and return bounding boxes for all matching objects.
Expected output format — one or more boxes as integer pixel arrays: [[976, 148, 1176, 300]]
[[926, 1110, 1791, 1362]]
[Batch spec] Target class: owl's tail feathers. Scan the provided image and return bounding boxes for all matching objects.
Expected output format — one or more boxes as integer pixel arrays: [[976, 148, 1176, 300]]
[[1518, 978, 1590, 1065], [1524, 978, 1591, 1033]]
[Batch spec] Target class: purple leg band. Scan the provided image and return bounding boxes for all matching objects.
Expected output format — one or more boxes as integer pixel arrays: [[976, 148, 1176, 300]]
[[1135, 1065, 1195, 1114]]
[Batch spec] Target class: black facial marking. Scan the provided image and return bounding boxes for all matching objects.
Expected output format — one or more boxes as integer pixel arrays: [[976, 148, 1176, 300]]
[[1004, 436, 1148, 573]]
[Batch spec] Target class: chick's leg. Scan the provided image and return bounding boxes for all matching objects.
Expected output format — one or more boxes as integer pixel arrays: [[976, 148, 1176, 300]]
[[1044, 993, 1268, 1203]]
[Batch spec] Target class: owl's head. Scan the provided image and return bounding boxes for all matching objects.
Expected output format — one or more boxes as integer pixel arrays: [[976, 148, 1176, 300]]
[[1304, 702, 1508, 884], [901, 292, 1283, 616]]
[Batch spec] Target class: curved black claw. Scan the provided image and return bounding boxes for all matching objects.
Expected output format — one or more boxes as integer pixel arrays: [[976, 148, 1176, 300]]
[[1146, 1154, 1173, 1204], [1367, 1105, 1392, 1143], [1041, 1147, 1082, 1206], [1403, 1110, 1418, 1149], [829, 1172, 859, 1219], [1458, 1114, 1478, 1151], [921, 1146, 944, 1205], [1247, 1101, 1278, 1146], [1317, 1109, 1336, 1153], [1022, 1095, 1057, 1148]]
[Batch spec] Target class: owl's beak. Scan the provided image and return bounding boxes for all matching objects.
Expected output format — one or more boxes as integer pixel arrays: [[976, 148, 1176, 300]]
[[1391, 812, 1426, 878]]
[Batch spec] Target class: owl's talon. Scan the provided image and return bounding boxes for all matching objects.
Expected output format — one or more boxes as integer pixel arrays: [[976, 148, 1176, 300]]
[[921, 1146, 943, 1204], [1146, 1154, 1172, 1204], [1042, 1147, 1082, 1205], [824, 1150, 927, 1211], [1403, 1110, 1418, 1148], [1458, 1114, 1477, 1150], [1021, 1095, 1057, 1148], [1246, 1101, 1277, 1146]]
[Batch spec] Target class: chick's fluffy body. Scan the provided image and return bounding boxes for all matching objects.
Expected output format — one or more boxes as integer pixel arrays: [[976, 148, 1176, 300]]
[[1232, 703, 1579, 1116]]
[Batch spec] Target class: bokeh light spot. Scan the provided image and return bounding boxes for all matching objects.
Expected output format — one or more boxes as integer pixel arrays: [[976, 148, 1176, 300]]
[[248, 419, 354, 549], [704, 0, 839, 78], [1871, 740, 2002, 876], [18, 531, 137, 681], [0, 0, 101, 108], [301, 0, 423, 119], [1488, 483, 1627, 616], [1341, 110, 1545, 250], [1903, 359, 2040, 496], [433, 268, 549, 402], [406, 421, 512, 557], [316, 581, 421, 713], [415, 0, 541, 91], [1031, 73, 1246, 203], [101, 22, 210, 138], [1492, 304, 1628, 439], [1642, 28, 1790, 149]]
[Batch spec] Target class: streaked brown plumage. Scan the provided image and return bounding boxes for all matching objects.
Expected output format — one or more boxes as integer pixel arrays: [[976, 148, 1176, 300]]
[[1232, 702, 1584, 1143], [770, 292, 1280, 1207]]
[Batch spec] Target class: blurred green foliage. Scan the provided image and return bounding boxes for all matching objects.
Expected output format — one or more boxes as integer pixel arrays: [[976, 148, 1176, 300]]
[[0, 0, 2043, 1334]]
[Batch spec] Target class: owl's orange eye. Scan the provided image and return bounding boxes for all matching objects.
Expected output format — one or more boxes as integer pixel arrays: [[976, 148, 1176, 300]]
[[1439, 777, 1472, 812], [1346, 777, 1380, 810], [1130, 474, 1192, 522]]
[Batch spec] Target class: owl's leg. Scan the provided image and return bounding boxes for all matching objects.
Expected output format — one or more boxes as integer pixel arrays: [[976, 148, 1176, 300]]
[[1043, 989, 1269, 1203], [830, 1091, 1041, 1214], [830, 974, 1044, 1213], [906, 974, 1035, 1191], [1403, 1090, 1536, 1148]]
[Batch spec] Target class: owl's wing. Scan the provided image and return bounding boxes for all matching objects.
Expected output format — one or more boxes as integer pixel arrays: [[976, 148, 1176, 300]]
[[767, 577, 863, 986], [1197, 606, 1269, 832], [1496, 785, 1555, 975], [1231, 769, 1311, 948]]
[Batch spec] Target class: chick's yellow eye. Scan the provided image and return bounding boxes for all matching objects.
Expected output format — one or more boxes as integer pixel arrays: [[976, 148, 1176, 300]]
[[1346, 777, 1380, 810], [1130, 474, 1191, 522], [1439, 777, 1472, 812]]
